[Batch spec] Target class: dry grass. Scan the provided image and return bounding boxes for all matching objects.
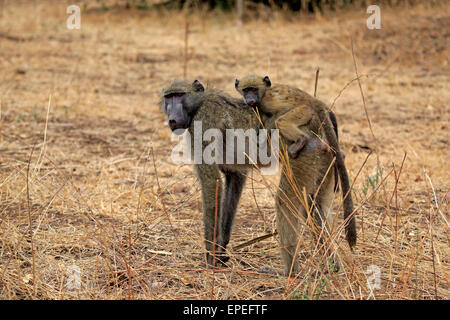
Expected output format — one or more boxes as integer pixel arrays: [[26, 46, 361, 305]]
[[0, 0, 449, 299]]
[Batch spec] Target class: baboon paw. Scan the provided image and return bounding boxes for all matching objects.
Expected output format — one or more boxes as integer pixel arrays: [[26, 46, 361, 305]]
[[283, 271, 301, 278], [287, 138, 307, 159], [287, 148, 300, 159], [216, 254, 230, 265], [258, 267, 281, 276], [206, 252, 230, 268], [259, 267, 299, 277]]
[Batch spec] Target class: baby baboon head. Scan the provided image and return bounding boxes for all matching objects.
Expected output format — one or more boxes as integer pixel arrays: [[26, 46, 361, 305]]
[[235, 74, 271, 108]]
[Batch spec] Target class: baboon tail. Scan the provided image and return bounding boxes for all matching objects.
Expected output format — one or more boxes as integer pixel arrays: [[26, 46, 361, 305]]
[[336, 153, 357, 248], [319, 108, 356, 248], [328, 110, 340, 192]]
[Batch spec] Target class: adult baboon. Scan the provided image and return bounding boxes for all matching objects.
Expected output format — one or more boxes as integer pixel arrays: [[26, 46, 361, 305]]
[[161, 79, 263, 266]]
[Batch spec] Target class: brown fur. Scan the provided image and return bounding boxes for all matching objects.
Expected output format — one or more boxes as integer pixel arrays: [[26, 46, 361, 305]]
[[235, 75, 356, 268], [161, 80, 261, 266], [276, 134, 337, 274]]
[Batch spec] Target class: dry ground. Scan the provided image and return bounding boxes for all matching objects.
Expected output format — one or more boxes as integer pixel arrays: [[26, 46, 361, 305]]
[[0, 0, 448, 299]]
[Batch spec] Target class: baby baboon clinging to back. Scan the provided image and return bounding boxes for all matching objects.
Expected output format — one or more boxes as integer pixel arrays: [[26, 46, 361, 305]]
[[235, 75, 335, 158], [235, 75, 356, 273]]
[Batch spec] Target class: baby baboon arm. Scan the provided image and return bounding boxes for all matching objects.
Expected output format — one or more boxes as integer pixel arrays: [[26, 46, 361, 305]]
[[276, 105, 318, 158], [274, 106, 313, 142], [275, 120, 311, 143], [264, 109, 311, 158]]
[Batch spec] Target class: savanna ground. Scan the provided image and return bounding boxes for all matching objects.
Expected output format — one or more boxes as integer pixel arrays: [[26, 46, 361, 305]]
[[0, 0, 448, 300]]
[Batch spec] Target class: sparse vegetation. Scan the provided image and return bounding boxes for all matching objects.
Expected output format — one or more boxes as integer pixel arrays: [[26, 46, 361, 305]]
[[0, 0, 448, 300]]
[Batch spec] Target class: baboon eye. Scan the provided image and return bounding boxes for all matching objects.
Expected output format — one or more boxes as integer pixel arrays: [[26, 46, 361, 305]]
[[164, 93, 184, 98]]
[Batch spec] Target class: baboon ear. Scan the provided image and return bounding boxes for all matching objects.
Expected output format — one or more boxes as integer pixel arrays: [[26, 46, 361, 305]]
[[192, 79, 204, 92], [235, 79, 240, 89], [263, 76, 271, 87]]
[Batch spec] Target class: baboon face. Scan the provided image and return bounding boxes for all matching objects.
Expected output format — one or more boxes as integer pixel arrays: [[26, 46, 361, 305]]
[[162, 80, 204, 134], [164, 91, 190, 132], [235, 75, 271, 108], [240, 86, 259, 108]]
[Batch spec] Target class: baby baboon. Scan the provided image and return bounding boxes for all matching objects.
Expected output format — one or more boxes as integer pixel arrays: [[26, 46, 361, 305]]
[[235, 75, 356, 273], [161, 79, 261, 266], [235, 75, 335, 158]]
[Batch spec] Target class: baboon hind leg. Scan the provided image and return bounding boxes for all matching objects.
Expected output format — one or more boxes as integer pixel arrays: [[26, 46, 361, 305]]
[[275, 176, 305, 276], [276, 167, 337, 276], [310, 201, 331, 252], [312, 170, 342, 271]]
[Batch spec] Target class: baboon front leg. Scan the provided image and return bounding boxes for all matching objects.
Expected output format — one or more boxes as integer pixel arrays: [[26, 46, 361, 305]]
[[216, 170, 247, 263], [195, 164, 223, 267]]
